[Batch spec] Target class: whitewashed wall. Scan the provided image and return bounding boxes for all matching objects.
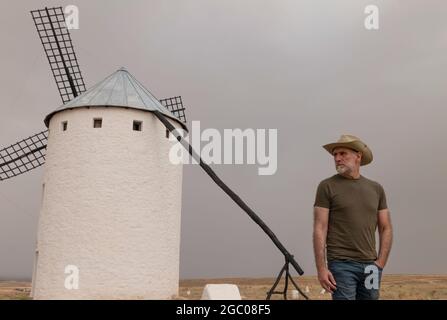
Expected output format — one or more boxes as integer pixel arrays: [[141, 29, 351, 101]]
[[32, 107, 184, 299]]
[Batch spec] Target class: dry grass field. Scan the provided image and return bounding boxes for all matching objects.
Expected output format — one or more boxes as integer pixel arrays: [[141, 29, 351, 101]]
[[1, 275, 446, 300], [179, 275, 447, 300]]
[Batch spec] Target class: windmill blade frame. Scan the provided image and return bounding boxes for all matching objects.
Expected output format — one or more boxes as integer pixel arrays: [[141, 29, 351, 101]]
[[30, 6, 86, 104], [159, 96, 187, 123], [0, 130, 48, 181]]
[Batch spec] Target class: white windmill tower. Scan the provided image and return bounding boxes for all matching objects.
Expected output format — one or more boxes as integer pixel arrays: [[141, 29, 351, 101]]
[[31, 67, 187, 299], [1, 6, 309, 300]]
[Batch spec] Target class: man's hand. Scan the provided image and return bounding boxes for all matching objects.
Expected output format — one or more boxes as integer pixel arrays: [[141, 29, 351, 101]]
[[374, 259, 385, 269], [317, 267, 337, 293]]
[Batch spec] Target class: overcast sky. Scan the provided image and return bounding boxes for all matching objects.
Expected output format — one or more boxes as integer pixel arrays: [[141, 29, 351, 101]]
[[1, 0, 446, 280]]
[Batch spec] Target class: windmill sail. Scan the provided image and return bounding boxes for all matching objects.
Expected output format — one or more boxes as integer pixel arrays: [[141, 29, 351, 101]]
[[0, 131, 48, 181], [159, 96, 187, 123], [30, 7, 86, 103]]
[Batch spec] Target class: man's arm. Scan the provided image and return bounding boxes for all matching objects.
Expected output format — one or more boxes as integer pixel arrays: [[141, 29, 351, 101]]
[[375, 208, 393, 269], [313, 206, 336, 293]]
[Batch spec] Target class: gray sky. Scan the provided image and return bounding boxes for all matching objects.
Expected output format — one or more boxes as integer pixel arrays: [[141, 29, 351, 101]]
[[1, 0, 446, 280]]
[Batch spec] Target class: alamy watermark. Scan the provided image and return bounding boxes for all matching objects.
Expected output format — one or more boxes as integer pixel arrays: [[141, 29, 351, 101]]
[[64, 5, 79, 30], [64, 264, 79, 290], [364, 5, 379, 30], [364, 264, 380, 290], [168, 121, 278, 176]]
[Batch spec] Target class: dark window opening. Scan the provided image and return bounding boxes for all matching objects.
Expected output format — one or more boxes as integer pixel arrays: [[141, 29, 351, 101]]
[[93, 118, 102, 128], [166, 129, 169, 138], [133, 121, 142, 131], [62, 121, 68, 131]]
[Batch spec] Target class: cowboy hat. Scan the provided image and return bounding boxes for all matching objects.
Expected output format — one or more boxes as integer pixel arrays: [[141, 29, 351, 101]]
[[323, 134, 373, 166]]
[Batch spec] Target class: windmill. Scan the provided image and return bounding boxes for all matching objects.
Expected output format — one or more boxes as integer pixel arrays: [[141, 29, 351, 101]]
[[1, 6, 308, 299]]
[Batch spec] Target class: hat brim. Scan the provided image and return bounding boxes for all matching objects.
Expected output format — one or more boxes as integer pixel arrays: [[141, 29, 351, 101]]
[[323, 141, 373, 166]]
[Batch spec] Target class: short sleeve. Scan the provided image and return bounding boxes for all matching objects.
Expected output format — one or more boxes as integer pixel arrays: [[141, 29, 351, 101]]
[[314, 181, 331, 209], [377, 184, 388, 210]]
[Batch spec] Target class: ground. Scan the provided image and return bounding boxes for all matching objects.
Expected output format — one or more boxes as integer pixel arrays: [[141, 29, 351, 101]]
[[1, 275, 446, 300]]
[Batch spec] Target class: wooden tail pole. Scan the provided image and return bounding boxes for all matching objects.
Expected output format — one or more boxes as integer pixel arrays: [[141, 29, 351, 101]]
[[153, 111, 305, 277]]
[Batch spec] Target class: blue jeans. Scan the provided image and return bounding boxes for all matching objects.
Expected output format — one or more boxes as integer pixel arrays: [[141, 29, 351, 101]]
[[328, 260, 383, 300]]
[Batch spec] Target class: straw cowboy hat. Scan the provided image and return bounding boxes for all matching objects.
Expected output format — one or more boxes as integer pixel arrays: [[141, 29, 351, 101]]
[[323, 134, 373, 166]]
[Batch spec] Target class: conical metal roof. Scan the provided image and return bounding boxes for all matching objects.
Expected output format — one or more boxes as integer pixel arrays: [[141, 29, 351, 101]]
[[44, 67, 187, 130]]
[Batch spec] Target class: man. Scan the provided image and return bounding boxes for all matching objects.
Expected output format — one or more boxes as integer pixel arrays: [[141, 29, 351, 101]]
[[313, 134, 393, 300]]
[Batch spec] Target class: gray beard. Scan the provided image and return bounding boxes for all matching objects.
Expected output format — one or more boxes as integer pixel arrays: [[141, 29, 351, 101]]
[[336, 165, 350, 175]]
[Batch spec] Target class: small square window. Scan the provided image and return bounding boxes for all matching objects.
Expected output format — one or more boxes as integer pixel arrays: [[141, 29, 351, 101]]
[[133, 121, 142, 131], [93, 118, 102, 128], [61, 121, 68, 131]]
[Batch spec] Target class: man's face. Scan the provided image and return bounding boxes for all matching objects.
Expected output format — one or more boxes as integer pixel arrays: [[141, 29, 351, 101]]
[[332, 147, 361, 175]]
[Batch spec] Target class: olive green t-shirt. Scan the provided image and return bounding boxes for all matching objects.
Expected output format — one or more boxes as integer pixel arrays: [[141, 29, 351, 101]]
[[314, 174, 388, 262]]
